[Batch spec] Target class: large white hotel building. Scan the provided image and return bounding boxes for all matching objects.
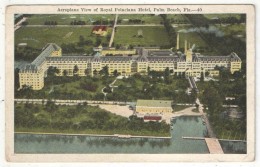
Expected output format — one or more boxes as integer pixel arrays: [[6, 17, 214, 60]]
[[19, 42, 241, 90]]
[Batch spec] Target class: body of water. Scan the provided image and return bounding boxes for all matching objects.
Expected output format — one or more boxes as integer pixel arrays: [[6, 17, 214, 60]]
[[14, 116, 246, 154]]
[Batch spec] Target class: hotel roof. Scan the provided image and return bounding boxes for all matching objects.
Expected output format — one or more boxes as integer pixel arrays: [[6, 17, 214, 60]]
[[148, 50, 174, 56], [31, 43, 61, 67], [20, 64, 38, 73], [46, 56, 92, 62], [147, 56, 179, 62]]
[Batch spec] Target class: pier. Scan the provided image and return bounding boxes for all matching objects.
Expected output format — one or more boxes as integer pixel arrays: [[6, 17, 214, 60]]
[[205, 138, 224, 154], [182, 136, 224, 154]]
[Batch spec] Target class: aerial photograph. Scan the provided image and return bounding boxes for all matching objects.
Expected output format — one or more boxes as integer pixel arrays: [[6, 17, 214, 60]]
[[14, 13, 247, 154]]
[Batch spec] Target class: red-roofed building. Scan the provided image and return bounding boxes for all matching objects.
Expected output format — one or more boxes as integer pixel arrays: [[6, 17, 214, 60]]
[[92, 26, 108, 36], [143, 115, 162, 122]]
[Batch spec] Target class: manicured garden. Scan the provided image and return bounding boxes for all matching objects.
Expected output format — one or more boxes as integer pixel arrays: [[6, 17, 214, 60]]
[[15, 75, 116, 100], [108, 73, 195, 103]]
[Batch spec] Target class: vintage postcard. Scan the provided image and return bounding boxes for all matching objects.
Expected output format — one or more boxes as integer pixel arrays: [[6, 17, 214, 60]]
[[5, 4, 255, 162]]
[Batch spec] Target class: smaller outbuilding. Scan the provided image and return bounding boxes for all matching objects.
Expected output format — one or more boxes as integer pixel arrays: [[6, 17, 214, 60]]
[[92, 25, 108, 36]]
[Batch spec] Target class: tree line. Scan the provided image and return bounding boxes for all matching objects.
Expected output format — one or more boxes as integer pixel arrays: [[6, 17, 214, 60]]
[[160, 14, 177, 49], [15, 102, 170, 136], [44, 21, 58, 25]]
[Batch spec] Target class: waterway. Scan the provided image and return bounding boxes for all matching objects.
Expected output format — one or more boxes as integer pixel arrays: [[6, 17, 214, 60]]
[[14, 116, 246, 154]]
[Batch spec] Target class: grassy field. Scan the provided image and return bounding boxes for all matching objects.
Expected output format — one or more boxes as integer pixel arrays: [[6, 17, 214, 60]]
[[167, 14, 189, 23], [203, 14, 242, 20], [15, 26, 112, 49], [113, 26, 170, 47], [178, 32, 208, 49], [26, 14, 116, 25], [118, 14, 163, 24]]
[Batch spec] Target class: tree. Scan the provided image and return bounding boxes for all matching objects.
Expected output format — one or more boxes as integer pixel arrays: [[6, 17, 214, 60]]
[[99, 65, 109, 76], [47, 66, 60, 77], [95, 37, 102, 46], [147, 66, 151, 75], [78, 35, 85, 46], [63, 70, 68, 76], [84, 68, 91, 76], [93, 69, 98, 76], [205, 71, 210, 77], [200, 85, 223, 118], [190, 88, 197, 103], [106, 34, 111, 42], [200, 72, 204, 82], [113, 69, 118, 77], [164, 67, 170, 83], [129, 44, 134, 49], [15, 68, 20, 90], [73, 65, 79, 76], [45, 100, 57, 113]]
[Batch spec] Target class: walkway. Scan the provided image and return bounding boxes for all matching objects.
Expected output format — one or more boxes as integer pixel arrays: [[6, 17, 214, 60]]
[[188, 76, 199, 92], [205, 138, 224, 154], [14, 17, 27, 31], [109, 14, 118, 47]]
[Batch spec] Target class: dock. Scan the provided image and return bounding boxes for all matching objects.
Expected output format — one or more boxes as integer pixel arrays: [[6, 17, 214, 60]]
[[183, 136, 224, 154], [205, 138, 224, 154]]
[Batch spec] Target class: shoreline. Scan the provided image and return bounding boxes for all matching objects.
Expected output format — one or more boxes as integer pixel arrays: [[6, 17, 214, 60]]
[[15, 131, 172, 139]]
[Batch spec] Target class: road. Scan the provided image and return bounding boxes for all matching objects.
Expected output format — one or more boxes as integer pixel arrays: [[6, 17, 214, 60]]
[[109, 14, 118, 47], [14, 17, 27, 31], [19, 24, 164, 28], [15, 98, 128, 105]]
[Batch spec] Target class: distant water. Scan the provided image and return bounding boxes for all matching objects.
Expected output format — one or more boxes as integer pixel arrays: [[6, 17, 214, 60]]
[[14, 116, 245, 154]]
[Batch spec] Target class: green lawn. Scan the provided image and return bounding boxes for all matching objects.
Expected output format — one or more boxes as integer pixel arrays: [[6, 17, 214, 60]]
[[26, 14, 116, 25], [113, 26, 170, 47], [15, 27, 111, 50], [118, 14, 163, 24]]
